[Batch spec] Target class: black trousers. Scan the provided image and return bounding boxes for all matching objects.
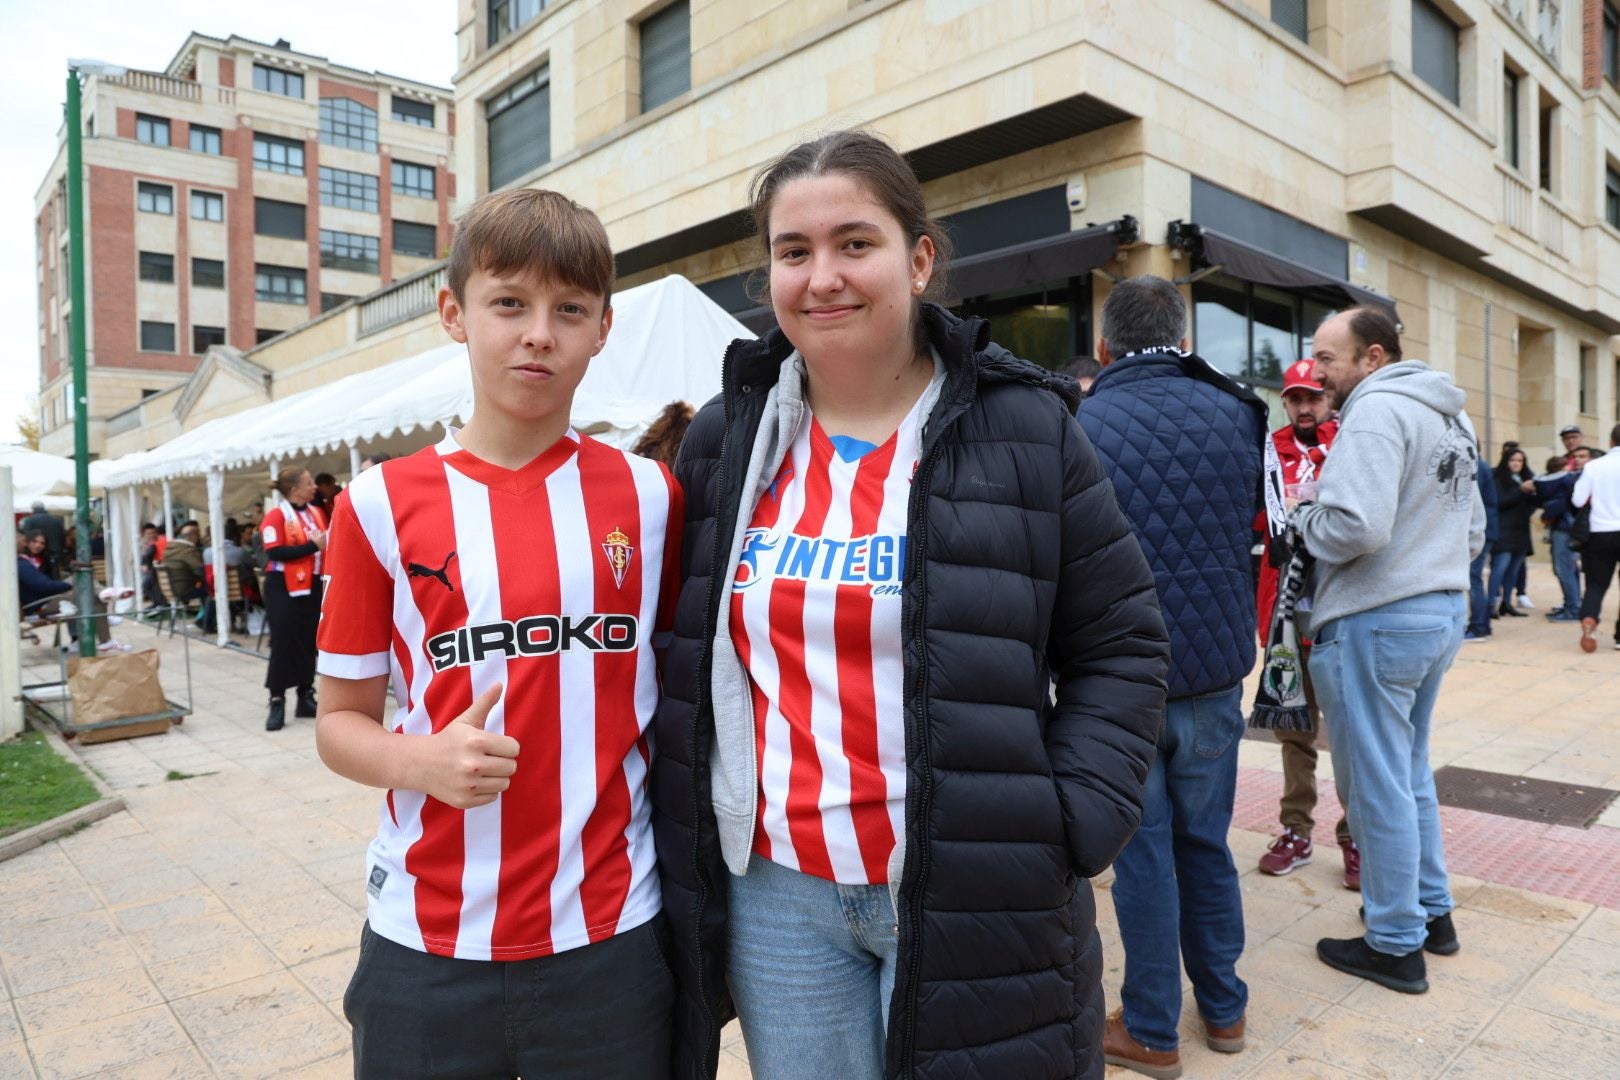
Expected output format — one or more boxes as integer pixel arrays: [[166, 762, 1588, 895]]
[[1579, 530, 1620, 638], [263, 572, 321, 695], [343, 917, 675, 1080]]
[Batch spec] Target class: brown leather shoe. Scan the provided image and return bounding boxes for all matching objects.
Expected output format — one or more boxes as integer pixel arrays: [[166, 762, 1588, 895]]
[[1581, 617, 1599, 653], [1104, 1009, 1183, 1079], [1204, 1014, 1246, 1053]]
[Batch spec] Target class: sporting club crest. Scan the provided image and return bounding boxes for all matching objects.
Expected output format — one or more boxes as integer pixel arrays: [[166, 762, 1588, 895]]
[[602, 526, 634, 589]]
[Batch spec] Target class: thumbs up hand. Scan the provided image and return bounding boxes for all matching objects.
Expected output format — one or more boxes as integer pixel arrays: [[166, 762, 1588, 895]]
[[415, 684, 521, 808]]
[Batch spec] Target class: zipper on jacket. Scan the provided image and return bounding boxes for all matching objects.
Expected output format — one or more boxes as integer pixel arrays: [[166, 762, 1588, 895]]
[[688, 338, 750, 1077]]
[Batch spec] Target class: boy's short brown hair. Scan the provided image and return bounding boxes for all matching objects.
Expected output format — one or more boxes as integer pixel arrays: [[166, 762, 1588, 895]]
[[446, 188, 615, 309]]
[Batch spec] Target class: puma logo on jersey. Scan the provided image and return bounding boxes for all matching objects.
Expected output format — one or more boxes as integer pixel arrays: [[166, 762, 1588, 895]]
[[426, 614, 640, 671], [408, 551, 456, 592]]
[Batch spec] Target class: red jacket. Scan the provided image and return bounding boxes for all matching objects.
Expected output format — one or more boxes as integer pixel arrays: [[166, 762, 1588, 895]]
[[1256, 419, 1337, 643]]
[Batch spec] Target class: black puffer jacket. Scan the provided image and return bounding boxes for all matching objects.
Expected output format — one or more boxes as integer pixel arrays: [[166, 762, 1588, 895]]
[[651, 305, 1169, 1079]]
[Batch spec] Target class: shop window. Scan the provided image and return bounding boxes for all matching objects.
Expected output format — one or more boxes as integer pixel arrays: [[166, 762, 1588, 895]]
[[1193, 272, 1336, 386]]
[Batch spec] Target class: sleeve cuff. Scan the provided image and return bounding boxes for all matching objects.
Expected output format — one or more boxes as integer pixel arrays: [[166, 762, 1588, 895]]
[[317, 650, 391, 680]]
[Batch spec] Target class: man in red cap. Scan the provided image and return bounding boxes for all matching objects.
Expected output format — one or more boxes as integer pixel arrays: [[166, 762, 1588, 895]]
[[1256, 359, 1359, 888]]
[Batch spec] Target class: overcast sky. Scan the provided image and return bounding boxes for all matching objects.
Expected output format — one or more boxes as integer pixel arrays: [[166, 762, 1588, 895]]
[[0, 0, 456, 446]]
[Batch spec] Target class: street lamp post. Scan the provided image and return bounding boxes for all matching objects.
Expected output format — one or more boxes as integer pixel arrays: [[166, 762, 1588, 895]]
[[64, 60, 123, 657]]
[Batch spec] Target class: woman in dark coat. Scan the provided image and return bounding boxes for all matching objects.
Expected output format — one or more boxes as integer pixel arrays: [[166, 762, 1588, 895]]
[[1490, 447, 1536, 618], [652, 131, 1169, 1080]]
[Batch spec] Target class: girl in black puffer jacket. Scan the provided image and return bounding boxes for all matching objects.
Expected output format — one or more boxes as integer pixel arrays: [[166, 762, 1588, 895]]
[[651, 131, 1169, 1080]]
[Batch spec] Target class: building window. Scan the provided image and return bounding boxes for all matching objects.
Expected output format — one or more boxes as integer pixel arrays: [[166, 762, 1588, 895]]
[[392, 160, 436, 199], [1539, 99, 1556, 192], [135, 114, 170, 146], [1580, 344, 1596, 415], [190, 190, 224, 222], [1606, 2, 1619, 85], [255, 198, 306, 240], [1272, 0, 1308, 43], [319, 229, 380, 273], [319, 166, 379, 212], [1412, 0, 1460, 105], [137, 182, 173, 215], [489, 0, 548, 46], [253, 64, 304, 99], [393, 220, 437, 257], [139, 321, 176, 352], [954, 279, 1092, 372], [640, 1, 691, 113], [189, 124, 221, 155], [392, 97, 435, 127], [192, 258, 225, 289], [253, 134, 305, 176], [320, 292, 355, 312], [1502, 69, 1520, 169], [1607, 164, 1620, 229], [256, 264, 307, 305], [320, 96, 378, 151], [1193, 272, 1337, 386], [138, 251, 174, 283], [192, 325, 225, 353], [487, 67, 550, 190]]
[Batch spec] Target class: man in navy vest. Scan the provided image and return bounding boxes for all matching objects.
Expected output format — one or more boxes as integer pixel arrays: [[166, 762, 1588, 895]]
[[1079, 276, 1266, 1078]]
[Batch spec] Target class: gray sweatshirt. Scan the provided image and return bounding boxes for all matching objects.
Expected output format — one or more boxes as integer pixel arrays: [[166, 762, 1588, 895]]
[[1293, 360, 1486, 629]]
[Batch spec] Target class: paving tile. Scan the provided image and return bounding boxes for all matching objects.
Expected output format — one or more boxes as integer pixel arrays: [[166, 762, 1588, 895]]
[[0, 1042, 35, 1080], [0, 890, 106, 933], [125, 912, 257, 966], [1511, 934, 1620, 1035], [92, 866, 208, 909], [278, 1055, 352, 1079], [0, 912, 121, 961], [259, 914, 365, 967], [1470, 1003, 1620, 1074], [12, 969, 166, 1040], [1236, 936, 1364, 1003], [1435, 908, 1571, 999], [85, 1046, 213, 1079], [1241, 1048, 1369, 1078], [191, 1003, 349, 1079], [288, 949, 359, 1005], [1441, 1046, 1571, 1079], [27, 1004, 192, 1080], [221, 886, 356, 938], [0, 1002, 18, 1045], [3, 939, 147, 998], [144, 937, 281, 1000], [109, 889, 230, 935], [1574, 906, 1620, 946], [1276, 1001, 1471, 1078], [170, 971, 322, 1040]]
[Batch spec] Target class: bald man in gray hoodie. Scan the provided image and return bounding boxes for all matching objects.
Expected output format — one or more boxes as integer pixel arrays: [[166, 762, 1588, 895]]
[[1291, 306, 1485, 997]]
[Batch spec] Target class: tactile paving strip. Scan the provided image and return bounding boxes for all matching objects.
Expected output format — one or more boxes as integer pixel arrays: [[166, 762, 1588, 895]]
[[1432, 766, 1619, 829]]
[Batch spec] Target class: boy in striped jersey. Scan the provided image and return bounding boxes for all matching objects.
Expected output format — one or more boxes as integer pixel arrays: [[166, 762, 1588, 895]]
[[315, 188, 681, 1079]]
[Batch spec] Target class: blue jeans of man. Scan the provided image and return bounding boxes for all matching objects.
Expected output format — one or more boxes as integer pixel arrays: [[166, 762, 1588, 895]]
[[727, 854, 898, 1079], [1489, 550, 1525, 610], [1550, 528, 1581, 613], [1111, 684, 1247, 1053], [1309, 591, 1463, 955], [1467, 541, 1493, 634]]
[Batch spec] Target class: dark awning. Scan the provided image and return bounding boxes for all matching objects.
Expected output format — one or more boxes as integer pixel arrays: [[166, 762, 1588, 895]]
[[1182, 224, 1400, 321], [942, 216, 1137, 303]]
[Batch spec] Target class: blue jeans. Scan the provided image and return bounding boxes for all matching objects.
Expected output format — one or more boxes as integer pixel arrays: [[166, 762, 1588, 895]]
[[1467, 541, 1492, 634], [1490, 550, 1525, 610], [727, 855, 898, 1079], [1111, 684, 1247, 1053], [1309, 592, 1463, 955], [1550, 529, 1581, 613]]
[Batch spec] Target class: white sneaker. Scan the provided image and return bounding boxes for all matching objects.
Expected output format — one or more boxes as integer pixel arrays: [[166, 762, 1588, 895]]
[[107, 615, 123, 626], [96, 640, 132, 653], [1518, 594, 1535, 609]]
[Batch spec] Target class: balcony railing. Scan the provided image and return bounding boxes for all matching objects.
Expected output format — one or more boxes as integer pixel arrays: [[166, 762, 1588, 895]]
[[1537, 193, 1575, 260], [104, 70, 236, 107], [1500, 164, 1534, 237], [358, 263, 447, 337]]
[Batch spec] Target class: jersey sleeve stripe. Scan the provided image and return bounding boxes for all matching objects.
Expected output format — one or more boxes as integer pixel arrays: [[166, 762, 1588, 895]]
[[317, 650, 391, 680]]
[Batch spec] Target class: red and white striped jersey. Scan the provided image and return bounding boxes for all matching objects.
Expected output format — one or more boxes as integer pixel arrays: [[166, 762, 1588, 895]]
[[317, 430, 681, 961], [730, 400, 923, 885]]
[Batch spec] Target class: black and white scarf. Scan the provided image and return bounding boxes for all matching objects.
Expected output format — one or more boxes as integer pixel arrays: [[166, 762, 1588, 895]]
[[1249, 537, 1315, 732]]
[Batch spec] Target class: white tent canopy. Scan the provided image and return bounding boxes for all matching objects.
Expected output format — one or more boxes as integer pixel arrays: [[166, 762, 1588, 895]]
[[1, 446, 84, 512], [93, 273, 745, 490]]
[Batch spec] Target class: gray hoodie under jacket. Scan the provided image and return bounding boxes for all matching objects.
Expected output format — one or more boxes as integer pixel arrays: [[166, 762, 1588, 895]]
[[1293, 360, 1486, 630]]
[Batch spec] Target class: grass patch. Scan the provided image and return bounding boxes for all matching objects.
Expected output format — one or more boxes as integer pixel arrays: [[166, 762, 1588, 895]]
[[0, 732, 101, 838]]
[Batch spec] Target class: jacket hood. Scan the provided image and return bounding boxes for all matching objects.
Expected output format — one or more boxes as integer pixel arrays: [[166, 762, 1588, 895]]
[[1341, 360, 1466, 419], [725, 302, 1081, 413]]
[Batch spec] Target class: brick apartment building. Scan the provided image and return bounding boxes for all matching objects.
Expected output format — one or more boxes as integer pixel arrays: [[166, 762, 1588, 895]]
[[33, 33, 454, 457]]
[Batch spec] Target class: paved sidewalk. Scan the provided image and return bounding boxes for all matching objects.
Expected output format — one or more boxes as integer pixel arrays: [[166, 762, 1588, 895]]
[[0, 563, 1614, 1078]]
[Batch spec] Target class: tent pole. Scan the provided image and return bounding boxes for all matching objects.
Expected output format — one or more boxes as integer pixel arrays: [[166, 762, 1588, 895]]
[[106, 485, 125, 599], [126, 486, 142, 615], [349, 444, 362, 479], [267, 457, 281, 516], [0, 467, 21, 739], [161, 478, 173, 541], [207, 468, 230, 648]]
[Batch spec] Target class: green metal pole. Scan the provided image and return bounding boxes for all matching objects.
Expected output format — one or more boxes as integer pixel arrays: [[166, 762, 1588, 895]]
[[65, 70, 95, 658]]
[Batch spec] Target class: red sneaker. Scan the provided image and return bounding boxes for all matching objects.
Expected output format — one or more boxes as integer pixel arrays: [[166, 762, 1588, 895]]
[[1259, 828, 1312, 875], [1341, 840, 1361, 891]]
